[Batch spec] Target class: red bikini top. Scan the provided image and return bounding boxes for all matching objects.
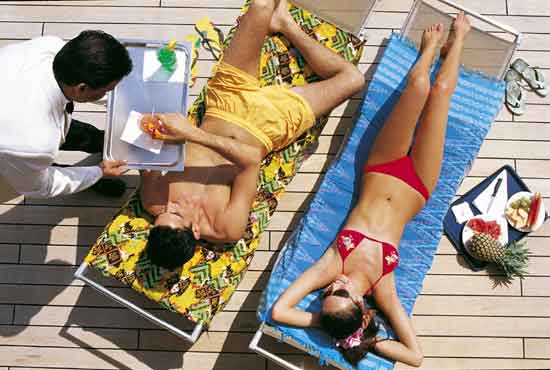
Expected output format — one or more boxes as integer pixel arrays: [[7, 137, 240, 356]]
[[336, 229, 399, 294]]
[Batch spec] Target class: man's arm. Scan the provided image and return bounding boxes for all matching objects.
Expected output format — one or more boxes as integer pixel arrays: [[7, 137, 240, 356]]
[[215, 162, 261, 241], [150, 113, 265, 240], [153, 113, 264, 169], [0, 152, 126, 199]]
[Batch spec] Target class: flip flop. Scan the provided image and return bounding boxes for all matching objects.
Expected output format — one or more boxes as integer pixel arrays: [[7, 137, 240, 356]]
[[194, 16, 225, 61], [511, 58, 549, 97], [504, 69, 526, 115]]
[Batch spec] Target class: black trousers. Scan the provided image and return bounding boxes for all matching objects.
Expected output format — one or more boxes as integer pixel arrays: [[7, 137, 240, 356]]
[[59, 119, 104, 154], [56, 119, 126, 197]]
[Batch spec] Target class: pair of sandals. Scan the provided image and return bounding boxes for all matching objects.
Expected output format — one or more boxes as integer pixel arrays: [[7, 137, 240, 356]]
[[505, 58, 548, 115]]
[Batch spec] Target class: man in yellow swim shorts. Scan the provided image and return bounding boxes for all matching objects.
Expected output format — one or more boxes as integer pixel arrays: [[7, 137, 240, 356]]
[[140, 0, 365, 269]]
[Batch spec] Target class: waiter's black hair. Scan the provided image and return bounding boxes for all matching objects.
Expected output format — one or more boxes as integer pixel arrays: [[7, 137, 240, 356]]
[[53, 30, 132, 89]]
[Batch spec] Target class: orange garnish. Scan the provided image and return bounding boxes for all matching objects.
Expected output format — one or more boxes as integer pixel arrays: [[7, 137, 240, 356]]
[[140, 116, 166, 138]]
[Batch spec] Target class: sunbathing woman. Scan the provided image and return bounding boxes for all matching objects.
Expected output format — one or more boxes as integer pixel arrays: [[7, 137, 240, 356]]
[[272, 13, 471, 367]]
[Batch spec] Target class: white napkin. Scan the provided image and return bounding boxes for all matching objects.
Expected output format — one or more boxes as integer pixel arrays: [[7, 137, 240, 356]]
[[473, 170, 508, 217], [120, 110, 163, 154], [451, 202, 475, 224]]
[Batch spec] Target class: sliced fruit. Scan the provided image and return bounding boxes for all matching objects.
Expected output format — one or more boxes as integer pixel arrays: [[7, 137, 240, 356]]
[[466, 218, 501, 239], [527, 193, 542, 229]]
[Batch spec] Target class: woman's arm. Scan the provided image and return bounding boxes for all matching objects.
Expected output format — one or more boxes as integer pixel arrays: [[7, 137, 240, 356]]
[[271, 247, 341, 327], [371, 274, 423, 367]]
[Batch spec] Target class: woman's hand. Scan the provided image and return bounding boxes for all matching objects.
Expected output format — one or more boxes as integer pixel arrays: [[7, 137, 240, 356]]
[[140, 113, 197, 143]]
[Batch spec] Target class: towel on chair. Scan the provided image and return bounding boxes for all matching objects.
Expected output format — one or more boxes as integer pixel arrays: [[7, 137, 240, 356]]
[[257, 34, 505, 370]]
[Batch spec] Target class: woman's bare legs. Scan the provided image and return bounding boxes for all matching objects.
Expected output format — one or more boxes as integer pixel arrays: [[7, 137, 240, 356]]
[[410, 12, 471, 193], [221, 0, 275, 78], [269, 0, 365, 119], [366, 24, 444, 166]]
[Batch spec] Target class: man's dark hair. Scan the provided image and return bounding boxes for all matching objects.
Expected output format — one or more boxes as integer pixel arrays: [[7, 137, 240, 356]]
[[319, 304, 364, 340], [53, 30, 132, 89], [147, 226, 197, 270]]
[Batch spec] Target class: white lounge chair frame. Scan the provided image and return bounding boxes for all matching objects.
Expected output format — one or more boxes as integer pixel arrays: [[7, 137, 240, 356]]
[[74, 262, 203, 343], [402, 0, 521, 80], [250, 0, 521, 368], [291, 0, 379, 37]]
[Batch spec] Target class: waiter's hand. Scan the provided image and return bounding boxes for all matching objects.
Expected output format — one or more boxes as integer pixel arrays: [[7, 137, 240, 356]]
[[100, 160, 128, 177]]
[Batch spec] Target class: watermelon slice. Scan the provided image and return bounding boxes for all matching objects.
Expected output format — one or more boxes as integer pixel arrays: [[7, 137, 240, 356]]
[[467, 218, 501, 239]]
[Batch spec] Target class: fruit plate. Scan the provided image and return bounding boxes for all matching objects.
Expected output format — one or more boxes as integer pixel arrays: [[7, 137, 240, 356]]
[[445, 165, 549, 271], [444, 165, 534, 271], [505, 191, 546, 232], [462, 215, 508, 247]]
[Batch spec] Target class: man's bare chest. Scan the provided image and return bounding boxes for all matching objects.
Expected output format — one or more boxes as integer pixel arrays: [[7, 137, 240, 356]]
[[141, 159, 237, 218]]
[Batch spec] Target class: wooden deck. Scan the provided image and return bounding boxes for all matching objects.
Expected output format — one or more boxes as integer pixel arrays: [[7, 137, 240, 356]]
[[0, 0, 549, 369]]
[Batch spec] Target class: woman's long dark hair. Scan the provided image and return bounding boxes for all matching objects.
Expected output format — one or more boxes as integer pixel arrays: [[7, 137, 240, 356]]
[[319, 302, 363, 339], [319, 302, 379, 366], [320, 305, 381, 366], [340, 310, 380, 366]]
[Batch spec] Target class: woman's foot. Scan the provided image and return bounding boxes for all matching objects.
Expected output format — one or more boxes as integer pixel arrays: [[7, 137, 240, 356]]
[[421, 23, 444, 61], [408, 24, 444, 80], [441, 11, 471, 56], [269, 0, 293, 34]]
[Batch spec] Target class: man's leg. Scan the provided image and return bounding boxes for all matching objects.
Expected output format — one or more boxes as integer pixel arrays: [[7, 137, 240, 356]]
[[60, 119, 104, 154], [59, 119, 126, 197], [221, 0, 275, 78], [270, 0, 365, 119]]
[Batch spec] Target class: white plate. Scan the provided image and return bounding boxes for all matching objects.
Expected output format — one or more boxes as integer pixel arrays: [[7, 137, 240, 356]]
[[505, 191, 546, 232], [462, 214, 508, 246]]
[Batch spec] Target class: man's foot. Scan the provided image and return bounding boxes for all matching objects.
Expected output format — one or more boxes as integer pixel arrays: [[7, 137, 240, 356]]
[[90, 178, 127, 198], [269, 0, 293, 34], [441, 11, 471, 56], [421, 23, 444, 61]]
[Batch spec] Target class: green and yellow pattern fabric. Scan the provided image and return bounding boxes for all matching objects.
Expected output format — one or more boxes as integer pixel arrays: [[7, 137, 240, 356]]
[[85, 1, 365, 326]]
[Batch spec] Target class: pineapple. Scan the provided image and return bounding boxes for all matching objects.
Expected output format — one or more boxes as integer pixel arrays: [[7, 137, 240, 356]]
[[466, 233, 530, 279]]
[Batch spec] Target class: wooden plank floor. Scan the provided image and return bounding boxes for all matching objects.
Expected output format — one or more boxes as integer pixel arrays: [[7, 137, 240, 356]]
[[0, 0, 549, 369]]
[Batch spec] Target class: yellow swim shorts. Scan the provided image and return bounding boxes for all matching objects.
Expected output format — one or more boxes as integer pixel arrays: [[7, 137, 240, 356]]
[[204, 62, 316, 152]]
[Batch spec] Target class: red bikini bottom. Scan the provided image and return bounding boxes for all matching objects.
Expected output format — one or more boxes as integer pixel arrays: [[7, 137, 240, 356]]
[[364, 156, 430, 201]]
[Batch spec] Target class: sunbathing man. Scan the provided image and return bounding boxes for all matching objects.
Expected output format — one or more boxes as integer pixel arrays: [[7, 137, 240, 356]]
[[271, 13, 471, 368], [139, 0, 365, 269]]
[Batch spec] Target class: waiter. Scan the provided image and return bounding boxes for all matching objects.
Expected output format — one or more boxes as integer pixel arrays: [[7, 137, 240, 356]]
[[0, 30, 132, 198]]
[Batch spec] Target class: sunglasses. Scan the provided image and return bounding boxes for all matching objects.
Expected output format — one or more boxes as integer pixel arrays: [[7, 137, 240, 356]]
[[152, 209, 183, 219], [322, 288, 364, 312], [323, 289, 352, 299]]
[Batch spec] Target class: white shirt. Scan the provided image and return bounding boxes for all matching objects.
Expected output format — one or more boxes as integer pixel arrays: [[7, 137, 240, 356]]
[[0, 36, 103, 198]]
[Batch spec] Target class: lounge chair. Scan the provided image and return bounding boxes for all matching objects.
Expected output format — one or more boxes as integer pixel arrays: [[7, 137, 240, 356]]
[[251, 1, 520, 369]]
